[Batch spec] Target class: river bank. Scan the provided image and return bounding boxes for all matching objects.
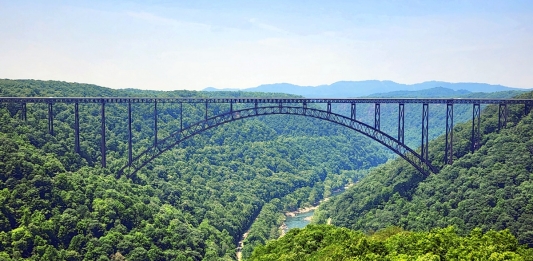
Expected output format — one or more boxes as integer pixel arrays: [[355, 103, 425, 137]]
[[280, 183, 355, 236], [237, 182, 356, 258], [236, 230, 249, 261]]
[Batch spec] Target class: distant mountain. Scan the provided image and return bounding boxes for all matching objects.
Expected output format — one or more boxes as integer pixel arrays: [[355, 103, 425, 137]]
[[367, 87, 472, 98], [204, 81, 529, 98], [203, 87, 239, 92]]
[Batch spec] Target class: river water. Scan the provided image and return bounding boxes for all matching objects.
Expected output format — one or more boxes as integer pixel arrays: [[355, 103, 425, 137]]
[[283, 186, 350, 233], [284, 210, 315, 232]]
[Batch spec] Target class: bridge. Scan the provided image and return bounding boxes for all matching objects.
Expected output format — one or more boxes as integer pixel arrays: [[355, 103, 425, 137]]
[[1, 97, 532, 178]]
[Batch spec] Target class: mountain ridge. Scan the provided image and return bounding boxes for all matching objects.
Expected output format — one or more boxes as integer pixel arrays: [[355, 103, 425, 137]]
[[204, 80, 530, 98]]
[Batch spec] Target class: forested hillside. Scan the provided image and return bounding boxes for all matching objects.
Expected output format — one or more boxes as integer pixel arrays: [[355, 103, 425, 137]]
[[2, 79, 531, 260], [316, 91, 533, 247], [249, 225, 533, 260], [0, 79, 389, 260]]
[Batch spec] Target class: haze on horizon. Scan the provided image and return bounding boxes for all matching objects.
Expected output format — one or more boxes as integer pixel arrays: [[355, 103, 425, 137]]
[[1, 0, 532, 91]]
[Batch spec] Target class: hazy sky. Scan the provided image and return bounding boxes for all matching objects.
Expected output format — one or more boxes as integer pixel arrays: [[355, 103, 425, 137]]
[[1, 0, 532, 91]]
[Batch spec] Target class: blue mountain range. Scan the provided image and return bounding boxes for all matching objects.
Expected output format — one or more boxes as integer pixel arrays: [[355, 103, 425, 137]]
[[203, 80, 529, 98]]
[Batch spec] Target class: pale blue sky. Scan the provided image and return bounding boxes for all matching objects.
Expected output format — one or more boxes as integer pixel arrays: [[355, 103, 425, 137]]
[[1, 0, 532, 90]]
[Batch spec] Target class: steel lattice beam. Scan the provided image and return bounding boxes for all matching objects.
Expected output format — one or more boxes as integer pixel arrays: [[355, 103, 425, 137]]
[[471, 103, 481, 152], [118, 105, 437, 178], [21, 103, 27, 121], [2, 97, 533, 105], [48, 102, 53, 135], [180, 102, 183, 130], [4, 96, 533, 175], [375, 103, 380, 130], [445, 102, 454, 165], [128, 101, 133, 166], [154, 101, 158, 147], [74, 103, 80, 153], [421, 103, 429, 161], [499, 103, 508, 131], [351, 102, 356, 120], [101, 101, 106, 168], [398, 103, 404, 144]]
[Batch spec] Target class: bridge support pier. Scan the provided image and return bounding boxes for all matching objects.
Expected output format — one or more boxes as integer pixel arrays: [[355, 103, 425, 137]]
[[154, 101, 158, 147], [471, 103, 481, 152], [20, 103, 26, 121], [204, 101, 208, 121], [351, 102, 356, 120], [398, 103, 404, 144], [5, 97, 531, 176], [230, 101, 234, 119], [445, 102, 454, 164], [180, 102, 183, 130], [525, 104, 532, 116], [498, 103, 507, 131], [74, 103, 80, 153], [421, 103, 429, 161], [128, 101, 132, 166], [374, 103, 380, 130], [101, 101, 106, 168], [48, 102, 54, 135]]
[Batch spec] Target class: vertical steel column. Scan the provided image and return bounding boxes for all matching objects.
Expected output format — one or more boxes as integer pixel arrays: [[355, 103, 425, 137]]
[[278, 101, 282, 113], [398, 103, 405, 144], [445, 102, 454, 165], [374, 103, 380, 130], [74, 103, 80, 153], [421, 103, 429, 161], [21, 103, 27, 121], [350, 102, 356, 120], [255, 100, 258, 113], [471, 103, 481, 152], [525, 103, 532, 116], [128, 101, 132, 166], [180, 102, 183, 130], [100, 100, 106, 168], [498, 103, 507, 131], [327, 102, 331, 113], [48, 102, 54, 135], [204, 100, 208, 121], [154, 100, 158, 147], [303, 101, 307, 114], [230, 101, 234, 119]]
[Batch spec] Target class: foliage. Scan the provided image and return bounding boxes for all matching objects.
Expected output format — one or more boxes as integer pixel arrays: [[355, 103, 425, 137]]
[[0, 79, 388, 260], [317, 91, 533, 247], [1, 79, 531, 260], [249, 225, 533, 260]]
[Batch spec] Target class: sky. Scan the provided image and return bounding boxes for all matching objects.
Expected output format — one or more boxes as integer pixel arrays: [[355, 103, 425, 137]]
[[0, 0, 532, 91]]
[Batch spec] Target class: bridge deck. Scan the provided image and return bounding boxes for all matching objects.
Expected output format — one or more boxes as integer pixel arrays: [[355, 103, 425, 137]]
[[1, 97, 533, 104]]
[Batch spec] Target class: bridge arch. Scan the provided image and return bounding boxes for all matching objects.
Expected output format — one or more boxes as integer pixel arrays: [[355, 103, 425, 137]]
[[118, 105, 439, 178]]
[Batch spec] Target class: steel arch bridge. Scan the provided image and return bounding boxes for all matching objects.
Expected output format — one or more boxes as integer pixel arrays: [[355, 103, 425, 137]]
[[1, 97, 532, 178]]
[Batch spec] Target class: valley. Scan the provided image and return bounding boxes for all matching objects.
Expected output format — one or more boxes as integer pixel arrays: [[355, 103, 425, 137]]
[[0, 79, 532, 260]]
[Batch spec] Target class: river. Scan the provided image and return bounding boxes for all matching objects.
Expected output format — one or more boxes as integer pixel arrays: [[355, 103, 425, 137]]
[[237, 185, 352, 260], [282, 186, 350, 233], [283, 209, 315, 232]]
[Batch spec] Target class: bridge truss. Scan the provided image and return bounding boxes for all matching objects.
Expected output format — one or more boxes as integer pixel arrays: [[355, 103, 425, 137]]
[[1, 97, 532, 177]]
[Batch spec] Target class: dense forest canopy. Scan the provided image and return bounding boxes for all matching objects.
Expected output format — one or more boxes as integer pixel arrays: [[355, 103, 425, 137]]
[[249, 225, 533, 260], [315, 91, 533, 248], [0, 79, 390, 260], [1, 79, 532, 260]]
